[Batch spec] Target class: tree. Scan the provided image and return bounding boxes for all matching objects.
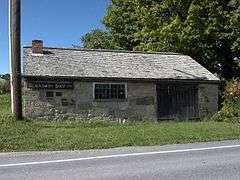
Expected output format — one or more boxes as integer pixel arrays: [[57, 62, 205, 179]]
[[80, 29, 120, 50], [0, 74, 10, 94], [103, 0, 142, 50], [0, 74, 10, 80], [103, 0, 240, 79]]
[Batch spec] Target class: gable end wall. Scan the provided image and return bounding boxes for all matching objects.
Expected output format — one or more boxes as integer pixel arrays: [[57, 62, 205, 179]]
[[198, 84, 219, 118]]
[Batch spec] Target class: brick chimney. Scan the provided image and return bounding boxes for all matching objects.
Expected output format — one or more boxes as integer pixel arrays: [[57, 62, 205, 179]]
[[32, 40, 43, 54]]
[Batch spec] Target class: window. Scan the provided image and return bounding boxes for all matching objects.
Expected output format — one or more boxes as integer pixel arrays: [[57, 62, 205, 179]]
[[56, 92, 62, 97], [46, 91, 54, 98], [45, 91, 63, 98], [94, 83, 127, 100]]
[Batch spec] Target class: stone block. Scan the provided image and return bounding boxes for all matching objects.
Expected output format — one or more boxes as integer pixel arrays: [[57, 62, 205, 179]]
[[136, 96, 155, 105]]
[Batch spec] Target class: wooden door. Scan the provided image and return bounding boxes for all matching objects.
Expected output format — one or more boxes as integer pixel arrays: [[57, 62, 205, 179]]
[[157, 84, 199, 120]]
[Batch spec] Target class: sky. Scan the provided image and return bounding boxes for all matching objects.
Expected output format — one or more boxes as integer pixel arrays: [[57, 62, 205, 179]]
[[0, 0, 110, 74]]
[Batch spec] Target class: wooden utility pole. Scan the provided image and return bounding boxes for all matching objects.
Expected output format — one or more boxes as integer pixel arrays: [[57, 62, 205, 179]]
[[9, 0, 22, 119]]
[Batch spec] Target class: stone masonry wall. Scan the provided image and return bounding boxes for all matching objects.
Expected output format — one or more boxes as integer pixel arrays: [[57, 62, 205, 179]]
[[198, 84, 219, 118], [23, 80, 219, 121], [23, 80, 158, 121]]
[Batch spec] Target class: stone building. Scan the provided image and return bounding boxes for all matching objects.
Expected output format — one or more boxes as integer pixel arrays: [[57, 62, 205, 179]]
[[22, 40, 220, 121]]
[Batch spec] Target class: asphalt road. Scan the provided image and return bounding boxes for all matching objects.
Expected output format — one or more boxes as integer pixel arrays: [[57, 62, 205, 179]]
[[1, 140, 240, 180]]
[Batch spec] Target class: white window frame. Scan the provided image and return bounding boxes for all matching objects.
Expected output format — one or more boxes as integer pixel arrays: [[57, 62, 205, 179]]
[[92, 82, 128, 100]]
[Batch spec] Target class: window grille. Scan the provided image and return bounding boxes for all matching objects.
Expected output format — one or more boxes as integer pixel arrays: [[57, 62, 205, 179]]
[[56, 92, 62, 97], [94, 83, 127, 100], [46, 91, 54, 98]]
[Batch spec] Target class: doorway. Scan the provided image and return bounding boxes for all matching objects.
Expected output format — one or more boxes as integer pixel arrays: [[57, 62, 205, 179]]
[[157, 84, 199, 120]]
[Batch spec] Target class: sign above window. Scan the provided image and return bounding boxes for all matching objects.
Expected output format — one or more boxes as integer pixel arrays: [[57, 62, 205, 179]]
[[27, 81, 74, 89]]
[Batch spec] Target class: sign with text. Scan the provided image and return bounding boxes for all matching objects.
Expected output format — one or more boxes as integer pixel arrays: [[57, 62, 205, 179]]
[[27, 81, 74, 89]]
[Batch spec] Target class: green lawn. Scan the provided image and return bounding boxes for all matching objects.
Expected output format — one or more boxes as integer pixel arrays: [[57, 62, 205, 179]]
[[0, 93, 240, 152]]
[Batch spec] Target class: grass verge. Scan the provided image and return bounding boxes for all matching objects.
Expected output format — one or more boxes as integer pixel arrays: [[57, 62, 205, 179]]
[[0, 94, 240, 152]]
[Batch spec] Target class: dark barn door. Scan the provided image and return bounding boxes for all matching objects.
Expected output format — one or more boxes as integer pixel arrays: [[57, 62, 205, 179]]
[[157, 84, 199, 120]]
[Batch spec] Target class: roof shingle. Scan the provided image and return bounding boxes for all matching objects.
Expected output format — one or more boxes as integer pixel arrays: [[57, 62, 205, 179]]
[[23, 47, 219, 81]]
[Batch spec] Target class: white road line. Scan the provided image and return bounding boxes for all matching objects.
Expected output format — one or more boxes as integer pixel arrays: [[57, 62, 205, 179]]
[[0, 144, 240, 168]]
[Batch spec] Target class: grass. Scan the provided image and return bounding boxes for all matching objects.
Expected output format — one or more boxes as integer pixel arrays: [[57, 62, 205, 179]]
[[0, 93, 240, 152]]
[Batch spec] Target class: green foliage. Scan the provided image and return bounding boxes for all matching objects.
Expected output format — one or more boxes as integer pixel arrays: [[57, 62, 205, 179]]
[[0, 74, 10, 94], [80, 29, 120, 50], [102, 0, 240, 79], [1, 94, 240, 152], [212, 99, 240, 123], [224, 79, 240, 101], [103, 0, 142, 50], [0, 74, 10, 79], [212, 79, 240, 122], [0, 94, 11, 115]]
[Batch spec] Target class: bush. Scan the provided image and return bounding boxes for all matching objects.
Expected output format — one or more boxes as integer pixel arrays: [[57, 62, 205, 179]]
[[0, 74, 10, 94], [0, 79, 10, 94], [212, 79, 240, 123], [223, 79, 240, 101]]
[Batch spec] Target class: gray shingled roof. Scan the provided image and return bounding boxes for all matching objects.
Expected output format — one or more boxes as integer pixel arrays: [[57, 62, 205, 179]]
[[23, 47, 219, 81]]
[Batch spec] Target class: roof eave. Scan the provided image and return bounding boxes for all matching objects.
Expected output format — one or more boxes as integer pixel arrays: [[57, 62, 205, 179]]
[[22, 75, 221, 84]]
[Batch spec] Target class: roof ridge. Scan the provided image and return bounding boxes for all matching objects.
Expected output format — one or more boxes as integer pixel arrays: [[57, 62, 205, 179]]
[[23, 46, 182, 56]]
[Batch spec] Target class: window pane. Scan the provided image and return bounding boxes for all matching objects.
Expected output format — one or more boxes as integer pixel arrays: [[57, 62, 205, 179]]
[[119, 85, 126, 99], [56, 92, 62, 97], [94, 83, 126, 100], [46, 91, 54, 97]]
